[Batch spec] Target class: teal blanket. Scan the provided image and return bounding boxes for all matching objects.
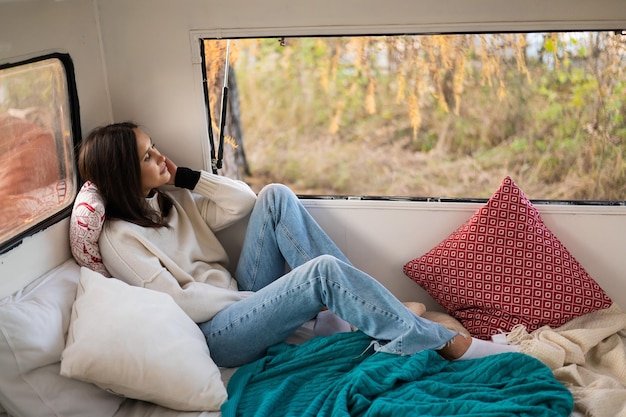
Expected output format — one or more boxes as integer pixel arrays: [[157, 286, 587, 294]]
[[222, 331, 573, 417]]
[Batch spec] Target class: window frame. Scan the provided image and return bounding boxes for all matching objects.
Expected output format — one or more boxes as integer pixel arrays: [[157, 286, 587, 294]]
[[0, 52, 82, 255], [195, 29, 626, 205]]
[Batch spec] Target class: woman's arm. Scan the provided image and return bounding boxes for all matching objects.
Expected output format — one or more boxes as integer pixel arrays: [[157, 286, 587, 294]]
[[146, 270, 251, 322], [167, 158, 257, 232], [192, 171, 257, 232], [100, 226, 252, 322]]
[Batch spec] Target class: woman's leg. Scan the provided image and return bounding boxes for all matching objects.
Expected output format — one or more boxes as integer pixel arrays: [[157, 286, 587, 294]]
[[202, 255, 457, 368], [235, 184, 350, 291]]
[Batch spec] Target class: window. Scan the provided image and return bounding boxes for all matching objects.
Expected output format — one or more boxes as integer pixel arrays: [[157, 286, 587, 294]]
[[202, 32, 625, 202], [0, 54, 79, 252]]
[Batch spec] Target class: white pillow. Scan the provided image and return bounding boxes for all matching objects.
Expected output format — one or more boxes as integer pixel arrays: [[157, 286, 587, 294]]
[[0, 260, 124, 417], [61, 268, 227, 412]]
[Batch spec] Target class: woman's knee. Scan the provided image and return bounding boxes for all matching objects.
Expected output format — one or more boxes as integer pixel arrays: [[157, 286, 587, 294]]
[[308, 254, 345, 272], [258, 183, 295, 203]]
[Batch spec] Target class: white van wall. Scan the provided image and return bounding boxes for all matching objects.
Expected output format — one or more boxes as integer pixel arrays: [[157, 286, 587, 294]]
[[0, 0, 111, 291], [299, 200, 626, 311], [0, 0, 112, 135]]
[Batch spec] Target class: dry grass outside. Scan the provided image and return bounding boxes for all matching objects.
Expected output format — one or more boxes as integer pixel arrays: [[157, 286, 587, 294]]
[[245, 134, 511, 197], [243, 129, 625, 201]]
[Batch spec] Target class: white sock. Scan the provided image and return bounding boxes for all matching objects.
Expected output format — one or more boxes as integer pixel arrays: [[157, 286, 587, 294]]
[[314, 310, 352, 336], [457, 337, 520, 361]]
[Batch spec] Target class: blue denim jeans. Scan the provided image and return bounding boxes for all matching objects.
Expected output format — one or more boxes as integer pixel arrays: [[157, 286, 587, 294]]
[[199, 184, 456, 367]]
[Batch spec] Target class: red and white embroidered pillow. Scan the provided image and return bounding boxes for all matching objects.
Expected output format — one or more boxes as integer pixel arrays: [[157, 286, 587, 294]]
[[403, 176, 613, 339], [69, 181, 110, 277]]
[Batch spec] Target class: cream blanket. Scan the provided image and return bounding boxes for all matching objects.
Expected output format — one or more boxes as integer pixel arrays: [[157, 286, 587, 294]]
[[508, 304, 626, 417]]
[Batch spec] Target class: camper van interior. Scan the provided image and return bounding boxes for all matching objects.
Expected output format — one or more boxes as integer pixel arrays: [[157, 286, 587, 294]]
[[1, 1, 625, 416]]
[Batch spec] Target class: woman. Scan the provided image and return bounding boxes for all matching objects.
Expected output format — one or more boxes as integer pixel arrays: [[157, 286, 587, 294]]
[[78, 122, 518, 368]]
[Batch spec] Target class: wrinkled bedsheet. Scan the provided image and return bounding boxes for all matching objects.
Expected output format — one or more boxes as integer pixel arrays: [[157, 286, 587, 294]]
[[509, 304, 626, 417]]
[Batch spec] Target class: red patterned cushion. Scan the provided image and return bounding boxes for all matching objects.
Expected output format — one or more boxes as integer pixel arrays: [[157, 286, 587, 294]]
[[403, 176, 613, 339], [69, 181, 110, 277]]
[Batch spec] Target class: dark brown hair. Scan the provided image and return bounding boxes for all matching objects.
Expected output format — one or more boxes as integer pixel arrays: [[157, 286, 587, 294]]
[[78, 121, 172, 227]]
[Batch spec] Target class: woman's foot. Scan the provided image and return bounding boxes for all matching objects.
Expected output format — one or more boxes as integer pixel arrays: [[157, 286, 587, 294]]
[[438, 334, 520, 360], [402, 301, 427, 316], [437, 334, 473, 360], [403, 302, 470, 336], [401, 301, 519, 360], [422, 311, 471, 336]]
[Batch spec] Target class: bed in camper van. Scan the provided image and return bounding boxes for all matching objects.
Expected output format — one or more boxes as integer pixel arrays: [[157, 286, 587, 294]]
[[1, 0, 626, 416], [0, 114, 624, 416]]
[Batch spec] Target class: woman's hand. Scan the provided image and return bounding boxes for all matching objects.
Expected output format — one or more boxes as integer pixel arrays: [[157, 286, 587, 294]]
[[165, 157, 178, 185]]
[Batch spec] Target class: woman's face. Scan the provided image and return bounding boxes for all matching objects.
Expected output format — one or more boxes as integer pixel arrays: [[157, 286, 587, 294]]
[[135, 128, 171, 196]]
